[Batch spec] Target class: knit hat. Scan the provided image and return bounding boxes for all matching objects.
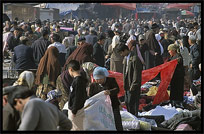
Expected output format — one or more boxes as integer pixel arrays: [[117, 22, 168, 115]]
[[93, 67, 109, 80], [168, 44, 179, 51]]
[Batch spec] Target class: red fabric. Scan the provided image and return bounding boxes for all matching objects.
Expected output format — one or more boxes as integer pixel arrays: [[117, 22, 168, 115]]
[[101, 3, 136, 10], [152, 59, 178, 105], [107, 59, 178, 105], [166, 3, 194, 10], [91, 59, 177, 105]]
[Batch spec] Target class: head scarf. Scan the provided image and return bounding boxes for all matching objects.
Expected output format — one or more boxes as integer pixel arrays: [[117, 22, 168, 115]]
[[63, 43, 94, 71], [93, 67, 109, 80], [127, 40, 136, 51], [13, 71, 35, 89], [168, 44, 179, 52], [82, 62, 97, 74], [111, 35, 120, 49], [62, 37, 73, 48], [35, 46, 61, 87]]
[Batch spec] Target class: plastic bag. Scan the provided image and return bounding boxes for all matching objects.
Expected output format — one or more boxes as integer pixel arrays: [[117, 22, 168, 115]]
[[83, 91, 116, 130]]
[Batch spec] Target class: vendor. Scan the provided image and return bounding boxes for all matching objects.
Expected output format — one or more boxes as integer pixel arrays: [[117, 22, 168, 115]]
[[93, 67, 123, 131], [168, 43, 185, 109]]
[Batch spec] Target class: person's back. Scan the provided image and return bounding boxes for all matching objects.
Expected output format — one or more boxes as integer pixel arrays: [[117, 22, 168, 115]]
[[13, 44, 36, 71], [85, 32, 97, 45], [19, 97, 72, 130], [65, 45, 77, 60], [67, 60, 88, 130], [31, 29, 50, 66], [7, 33, 20, 52]]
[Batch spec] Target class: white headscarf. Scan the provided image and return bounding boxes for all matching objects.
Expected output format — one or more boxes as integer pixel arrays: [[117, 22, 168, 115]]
[[13, 71, 35, 89], [111, 35, 120, 49], [62, 37, 73, 48]]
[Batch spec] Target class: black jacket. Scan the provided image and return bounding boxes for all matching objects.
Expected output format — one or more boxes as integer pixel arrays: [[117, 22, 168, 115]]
[[7, 35, 20, 51], [102, 77, 120, 109], [13, 44, 37, 70], [68, 76, 88, 115], [65, 46, 77, 60], [31, 37, 51, 66], [93, 43, 105, 67], [190, 44, 201, 80]]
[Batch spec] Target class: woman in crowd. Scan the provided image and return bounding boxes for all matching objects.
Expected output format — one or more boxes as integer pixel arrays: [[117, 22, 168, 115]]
[[168, 44, 185, 108], [92, 67, 123, 131], [106, 29, 124, 73], [35, 46, 61, 100], [13, 70, 36, 91], [63, 42, 94, 71]]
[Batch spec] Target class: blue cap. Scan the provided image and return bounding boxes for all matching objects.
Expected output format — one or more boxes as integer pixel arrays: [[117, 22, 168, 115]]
[[93, 67, 109, 80]]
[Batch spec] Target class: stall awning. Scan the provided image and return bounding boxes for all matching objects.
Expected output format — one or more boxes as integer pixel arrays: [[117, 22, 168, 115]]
[[166, 3, 195, 10], [101, 3, 136, 10]]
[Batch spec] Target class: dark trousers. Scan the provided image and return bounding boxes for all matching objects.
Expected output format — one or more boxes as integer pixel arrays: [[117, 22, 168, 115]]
[[170, 77, 184, 102], [125, 90, 140, 116], [112, 107, 123, 131], [190, 68, 200, 95]]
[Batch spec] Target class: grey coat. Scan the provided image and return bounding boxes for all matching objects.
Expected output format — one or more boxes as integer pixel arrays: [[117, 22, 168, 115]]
[[18, 96, 72, 130]]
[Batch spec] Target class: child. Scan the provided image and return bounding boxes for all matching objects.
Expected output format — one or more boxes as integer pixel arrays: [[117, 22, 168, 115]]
[[67, 60, 88, 130]]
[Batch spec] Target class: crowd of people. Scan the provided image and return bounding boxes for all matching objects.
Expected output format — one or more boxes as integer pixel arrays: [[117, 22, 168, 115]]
[[2, 15, 201, 131]]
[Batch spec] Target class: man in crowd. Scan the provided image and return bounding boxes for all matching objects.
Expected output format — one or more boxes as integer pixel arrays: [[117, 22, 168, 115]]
[[93, 34, 106, 67], [31, 29, 51, 66], [7, 28, 21, 52], [188, 35, 201, 96], [117, 44, 143, 117], [7, 85, 72, 130], [54, 25, 64, 43], [145, 23, 163, 69], [13, 36, 37, 74], [85, 28, 98, 45]]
